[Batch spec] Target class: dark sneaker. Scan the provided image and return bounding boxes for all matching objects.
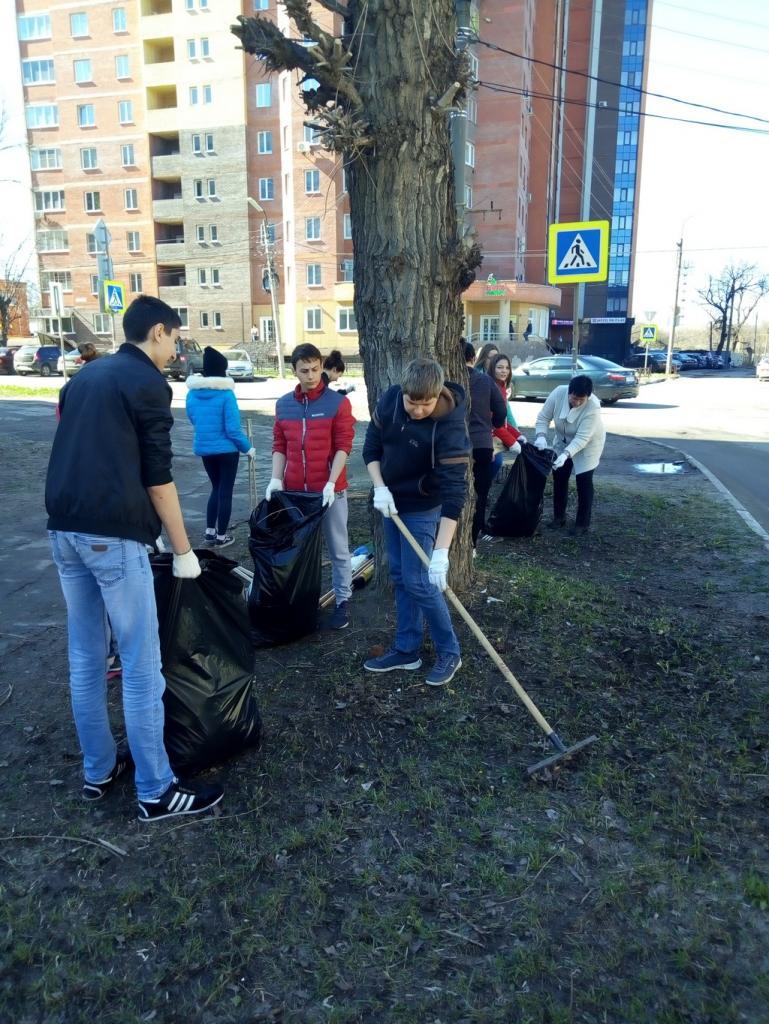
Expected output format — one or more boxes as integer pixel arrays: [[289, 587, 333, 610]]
[[203, 532, 217, 547], [328, 601, 350, 630], [546, 518, 567, 530], [425, 654, 462, 687], [363, 648, 422, 673], [82, 748, 134, 801], [213, 535, 235, 549], [137, 779, 224, 822]]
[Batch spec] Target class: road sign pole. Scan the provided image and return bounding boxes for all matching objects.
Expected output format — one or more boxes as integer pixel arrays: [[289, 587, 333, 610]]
[[50, 282, 68, 382], [666, 238, 683, 375], [110, 313, 117, 354]]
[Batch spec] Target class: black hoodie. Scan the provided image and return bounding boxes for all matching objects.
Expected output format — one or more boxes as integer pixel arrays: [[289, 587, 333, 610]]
[[362, 382, 470, 521]]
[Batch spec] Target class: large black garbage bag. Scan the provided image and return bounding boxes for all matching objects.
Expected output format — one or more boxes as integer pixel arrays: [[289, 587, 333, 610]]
[[248, 490, 325, 646], [488, 445, 555, 537], [152, 550, 261, 774]]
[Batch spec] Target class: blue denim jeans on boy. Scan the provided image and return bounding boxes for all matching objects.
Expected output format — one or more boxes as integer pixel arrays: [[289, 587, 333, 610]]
[[49, 531, 174, 801], [382, 508, 460, 658]]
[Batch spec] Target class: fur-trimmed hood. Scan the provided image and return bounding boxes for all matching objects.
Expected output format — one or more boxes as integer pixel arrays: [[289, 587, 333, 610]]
[[186, 374, 234, 392]]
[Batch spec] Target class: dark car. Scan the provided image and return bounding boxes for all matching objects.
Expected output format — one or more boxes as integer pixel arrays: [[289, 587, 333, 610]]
[[510, 354, 639, 405], [163, 337, 204, 380], [0, 346, 21, 374], [625, 349, 682, 373], [13, 344, 74, 377]]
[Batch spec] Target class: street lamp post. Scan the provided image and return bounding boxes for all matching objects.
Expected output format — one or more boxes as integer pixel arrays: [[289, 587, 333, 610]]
[[666, 237, 683, 376], [247, 197, 284, 379]]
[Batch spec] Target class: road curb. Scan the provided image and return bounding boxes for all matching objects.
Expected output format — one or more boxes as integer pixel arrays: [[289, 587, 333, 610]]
[[643, 437, 769, 552]]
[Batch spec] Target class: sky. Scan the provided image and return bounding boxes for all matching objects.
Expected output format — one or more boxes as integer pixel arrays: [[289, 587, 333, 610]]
[[1, 1, 768, 332], [632, 0, 769, 329]]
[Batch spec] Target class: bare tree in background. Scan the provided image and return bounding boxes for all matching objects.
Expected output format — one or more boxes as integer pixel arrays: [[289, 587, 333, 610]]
[[0, 241, 30, 343], [698, 264, 768, 355]]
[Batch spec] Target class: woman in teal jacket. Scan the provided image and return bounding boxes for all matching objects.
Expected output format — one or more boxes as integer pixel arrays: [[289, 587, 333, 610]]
[[186, 347, 255, 548]]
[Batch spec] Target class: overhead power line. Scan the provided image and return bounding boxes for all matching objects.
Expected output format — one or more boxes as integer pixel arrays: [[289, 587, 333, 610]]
[[652, 0, 769, 32]]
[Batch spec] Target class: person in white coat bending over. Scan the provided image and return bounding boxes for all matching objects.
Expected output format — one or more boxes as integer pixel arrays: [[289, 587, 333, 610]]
[[534, 375, 606, 535]]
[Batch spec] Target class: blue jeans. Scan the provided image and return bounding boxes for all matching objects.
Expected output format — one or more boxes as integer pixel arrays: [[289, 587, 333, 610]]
[[49, 531, 174, 801], [382, 509, 460, 658]]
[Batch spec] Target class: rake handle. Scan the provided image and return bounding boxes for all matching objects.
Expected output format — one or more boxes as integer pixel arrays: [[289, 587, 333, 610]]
[[391, 514, 557, 741]]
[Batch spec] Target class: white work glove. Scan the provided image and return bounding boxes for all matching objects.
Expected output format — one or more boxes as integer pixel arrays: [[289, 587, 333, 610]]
[[155, 536, 167, 553], [265, 477, 283, 500], [373, 485, 398, 518], [246, 447, 257, 460], [517, 435, 528, 445], [172, 549, 201, 579], [322, 481, 336, 508], [428, 548, 450, 592], [534, 435, 548, 450], [509, 441, 522, 456], [552, 453, 569, 471]]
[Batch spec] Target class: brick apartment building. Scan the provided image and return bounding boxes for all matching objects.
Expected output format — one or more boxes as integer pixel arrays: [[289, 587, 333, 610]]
[[14, 0, 650, 357]]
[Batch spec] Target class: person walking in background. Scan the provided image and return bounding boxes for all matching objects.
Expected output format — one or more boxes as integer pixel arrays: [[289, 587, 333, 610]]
[[45, 295, 223, 822], [534, 374, 606, 535], [78, 342, 99, 364], [463, 341, 508, 547], [322, 349, 356, 396], [474, 342, 499, 375], [186, 346, 256, 549]]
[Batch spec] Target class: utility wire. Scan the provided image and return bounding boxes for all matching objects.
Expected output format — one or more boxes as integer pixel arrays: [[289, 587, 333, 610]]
[[652, 0, 769, 32], [653, 24, 769, 54]]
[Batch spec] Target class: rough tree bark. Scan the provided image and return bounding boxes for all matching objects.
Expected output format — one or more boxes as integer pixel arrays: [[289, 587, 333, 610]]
[[233, 0, 482, 590]]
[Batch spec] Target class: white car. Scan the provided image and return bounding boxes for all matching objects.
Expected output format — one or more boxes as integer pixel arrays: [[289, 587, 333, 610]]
[[223, 349, 254, 381], [57, 350, 85, 376], [756, 356, 769, 382]]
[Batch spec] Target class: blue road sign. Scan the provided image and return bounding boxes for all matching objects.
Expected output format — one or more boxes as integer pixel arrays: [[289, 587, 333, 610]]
[[548, 221, 610, 284], [104, 280, 125, 314]]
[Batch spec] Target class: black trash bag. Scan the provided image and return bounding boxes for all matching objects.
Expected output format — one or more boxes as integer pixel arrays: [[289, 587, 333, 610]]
[[248, 490, 325, 646], [487, 444, 555, 537], [151, 549, 261, 775]]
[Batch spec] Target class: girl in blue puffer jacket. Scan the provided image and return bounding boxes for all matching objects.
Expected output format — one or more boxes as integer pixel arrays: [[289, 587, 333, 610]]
[[186, 347, 255, 548]]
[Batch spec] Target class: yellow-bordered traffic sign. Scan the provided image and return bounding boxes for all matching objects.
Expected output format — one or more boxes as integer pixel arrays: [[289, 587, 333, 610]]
[[103, 279, 125, 314], [548, 220, 610, 285], [639, 324, 658, 345]]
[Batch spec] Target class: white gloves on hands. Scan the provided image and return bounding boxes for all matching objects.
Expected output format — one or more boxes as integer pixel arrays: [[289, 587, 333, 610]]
[[534, 435, 548, 450], [322, 481, 336, 508], [428, 548, 450, 591], [172, 549, 201, 579], [510, 441, 522, 456], [552, 453, 568, 471], [517, 435, 528, 445], [265, 477, 283, 500], [246, 447, 257, 460], [373, 485, 398, 518]]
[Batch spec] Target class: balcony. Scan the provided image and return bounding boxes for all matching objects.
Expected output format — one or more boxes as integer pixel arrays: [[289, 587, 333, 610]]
[[152, 197, 183, 222], [151, 153, 181, 179], [140, 12, 173, 39], [143, 62, 178, 89], [156, 241, 186, 264]]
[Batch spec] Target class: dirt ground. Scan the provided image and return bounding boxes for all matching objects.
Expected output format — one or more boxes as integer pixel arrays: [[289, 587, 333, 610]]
[[1, 398, 769, 1024]]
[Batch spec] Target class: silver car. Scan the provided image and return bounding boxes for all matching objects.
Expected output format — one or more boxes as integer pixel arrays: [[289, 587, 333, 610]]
[[757, 356, 769, 382], [222, 349, 254, 381]]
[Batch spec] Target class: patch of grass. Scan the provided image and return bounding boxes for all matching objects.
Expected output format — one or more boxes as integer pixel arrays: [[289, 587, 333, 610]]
[[0, 384, 60, 398]]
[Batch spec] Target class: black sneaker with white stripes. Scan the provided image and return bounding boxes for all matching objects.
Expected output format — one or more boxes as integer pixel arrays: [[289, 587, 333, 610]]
[[82, 748, 134, 801], [137, 779, 224, 822]]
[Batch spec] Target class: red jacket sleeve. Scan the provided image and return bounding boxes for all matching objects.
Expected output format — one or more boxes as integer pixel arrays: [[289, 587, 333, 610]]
[[493, 424, 522, 448], [272, 416, 287, 455], [332, 395, 355, 455]]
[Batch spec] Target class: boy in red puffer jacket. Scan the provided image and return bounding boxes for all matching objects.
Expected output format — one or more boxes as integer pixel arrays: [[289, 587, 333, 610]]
[[266, 343, 356, 630]]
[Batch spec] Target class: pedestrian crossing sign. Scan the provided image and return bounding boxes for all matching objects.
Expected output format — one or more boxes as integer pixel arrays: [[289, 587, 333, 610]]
[[103, 280, 125, 314], [640, 324, 658, 344], [548, 220, 610, 284]]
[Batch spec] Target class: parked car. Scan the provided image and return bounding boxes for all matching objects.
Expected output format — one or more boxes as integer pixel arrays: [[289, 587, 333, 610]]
[[57, 350, 85, 376], [0, 346, 21, 374], [13, 344, 74, 377], [510, 354, 639, 404], [625, 350, 682, 373], [163, 337, 204, 380], [673, 351, 700, 371], [756, 356, 769, 381], [222, 349, 254, 381]]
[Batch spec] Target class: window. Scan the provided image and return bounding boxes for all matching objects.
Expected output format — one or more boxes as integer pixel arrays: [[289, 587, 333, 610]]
[[205, 133, 215, 154], [207, 178, 217, 198], [467, 97, 477, 123], [90, 274, 99, 295], [126, 231, 140, 252], [26, 104, 58, 129], [304, 170, 320, 194], [196, 224, 205, 242], [121, 143, 135, 167], [209, 224, 218, 243], [185, 0, 194, 9], [343, 214, 352, 240], [113, 7, 127, 32], [192, 134, 202, 155], [85, 232, 99, 254], [255, 83, 272, 107], [187, 38, 197, 59], [211, 268, 221, 286], [303, 125, 321, 144], [189, 86, 199, 106], [202, 85, 212, 105], [200, 37, 210, 58], [37, 230, 69, 252], [115, 55, 130, 79], [341, 258, 353, 282], [254, 0, 269, 8], [213, 311, 222, 329], [305, 217, 321, 241], [465, 141, 475, 167], [307, 263, 322, 286], [18, 14, 51, 40], [80, 147, 98, 170], [77, 104, 96, 128], [338, 306, 357, 332], [198, 268, 208, 285], [30, 148, 62, 170], [83, 191, 101, 212], [259, 177, 274, 201], [93, 314, 110, 334], [305, 307, 322, 331], [257, 131, 272, 154], [124, 188, 138, 210], [70, 12, 89, 37], [118, 101, 133, 124], [22, 59, 55, 85], [194, 179, 204, 198], [465, 185, 473, 209], [41, 271, 73, 292], [74, 59, 92, 83], [200, 311, 210, 328], [341, 167, 348, 193], [173, 307, 189, 328], [128, 273, 143, 293], [260, 222, 276, 245], [199, 0, 209, 8], [468, 52, 479, 81], [34, 189, 65, 213]]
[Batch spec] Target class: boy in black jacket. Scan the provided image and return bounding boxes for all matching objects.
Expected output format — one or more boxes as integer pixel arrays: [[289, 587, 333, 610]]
[[46, 295, 223, 822], [362, 357, 470, 686]]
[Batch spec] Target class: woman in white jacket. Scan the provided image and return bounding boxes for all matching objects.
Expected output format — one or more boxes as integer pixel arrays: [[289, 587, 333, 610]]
[[534, 375, 606, 534]]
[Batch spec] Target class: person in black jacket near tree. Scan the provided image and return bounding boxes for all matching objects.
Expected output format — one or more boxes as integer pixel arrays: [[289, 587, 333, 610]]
[[45, 295, 223, 822], [362, 357, 470, 687], [463, 340, 508, 547]]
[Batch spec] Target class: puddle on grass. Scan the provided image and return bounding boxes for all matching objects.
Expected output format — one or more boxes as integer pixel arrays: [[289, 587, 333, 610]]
[[633, 461, 687, 474]]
